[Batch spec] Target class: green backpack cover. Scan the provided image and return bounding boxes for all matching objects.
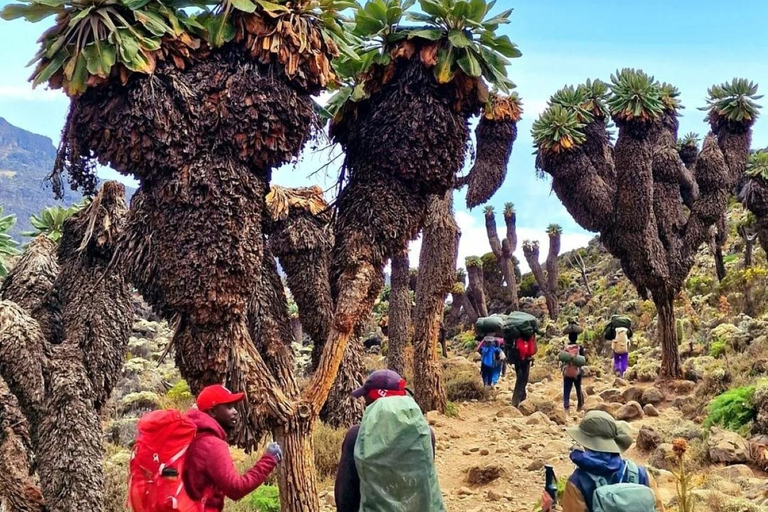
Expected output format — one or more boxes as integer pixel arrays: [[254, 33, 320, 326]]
[[501, 311, 538, 341], [589, 461, 657, 512], [475, 314, 506, 336], [353, 396, 445, 512]]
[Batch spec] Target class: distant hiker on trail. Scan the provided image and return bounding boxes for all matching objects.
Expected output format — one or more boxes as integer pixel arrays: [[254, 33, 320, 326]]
[[559, 331, 586, 414], [604, 315, 633, 379], [478, 336, 503, 388], [560, 411, 664, 512], [502, 312, 538, 407], [335, 370, 444, 512], [129, 384, 282, 512]]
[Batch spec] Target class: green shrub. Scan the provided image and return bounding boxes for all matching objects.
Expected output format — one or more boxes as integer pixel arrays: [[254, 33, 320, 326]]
[[445, 401, 459, 418], [445, 369, 488, 402], [246, 485, 280, 512], [314, 422, 345, 481], [709, 340, 727, 359], [723, 254, 739, 265], [686, 275, 715, 295], [454, 329, 478, 351], [519, 274, 538, 298], [704, 386, 757, 434]]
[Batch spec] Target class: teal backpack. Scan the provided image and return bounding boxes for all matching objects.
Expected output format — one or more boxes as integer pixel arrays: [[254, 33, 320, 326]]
[[353, 396, 445, 512], [579, 461, 658, 512]]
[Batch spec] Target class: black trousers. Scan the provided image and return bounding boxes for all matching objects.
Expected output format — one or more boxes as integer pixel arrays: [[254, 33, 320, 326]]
[[563, 375, 584, 410], [512, 358, 531, 407]]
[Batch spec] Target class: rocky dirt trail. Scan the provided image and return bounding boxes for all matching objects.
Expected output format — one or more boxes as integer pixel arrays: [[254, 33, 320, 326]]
[[411, 356, 768, 512]]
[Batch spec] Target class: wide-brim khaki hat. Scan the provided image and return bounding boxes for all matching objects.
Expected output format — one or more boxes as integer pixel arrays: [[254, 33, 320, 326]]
[[566, 410, 627, 454]]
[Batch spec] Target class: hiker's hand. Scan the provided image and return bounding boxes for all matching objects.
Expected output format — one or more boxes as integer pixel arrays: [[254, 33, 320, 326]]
[[266, 442, 283, 463]]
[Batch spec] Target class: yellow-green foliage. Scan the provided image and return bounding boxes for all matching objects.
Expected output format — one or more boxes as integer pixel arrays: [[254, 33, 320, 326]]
[[455, 329, 478, 350], [704, 386, 757, 434], [444, 365, 489, 402], [246, 485, 280, 512], [445, 401, 460, 418], [159, 380, 195, 411], [313, 422, 346, 482], [709, 341, 727, 358], [686, 275, 716, 295]]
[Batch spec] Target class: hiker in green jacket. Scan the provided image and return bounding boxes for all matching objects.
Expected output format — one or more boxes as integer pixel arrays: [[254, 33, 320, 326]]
[[335, 370, 444, 512]]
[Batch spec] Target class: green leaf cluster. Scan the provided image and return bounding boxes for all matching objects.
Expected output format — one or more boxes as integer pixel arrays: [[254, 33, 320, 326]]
[[1, 0, 203, 95], [21, 200, 89, 243], [546, 223, 562, 236], [677, 132, 699, 150], [531, 104, 586, 153], [607, 68, 665, 122], [704, 385, 757, 434], [324, 0, 520, 120], [702, 78, 762, 124], [0, 207, 21, 278], [746, 151, 768, 181], [465, 255, 482, 268]]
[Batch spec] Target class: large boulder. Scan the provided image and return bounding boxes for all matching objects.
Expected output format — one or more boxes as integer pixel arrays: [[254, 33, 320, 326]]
[[616, 401, 644, 421], [621, 386, 643, 404], [708, 428, 750, 464], [648, 443, 674, 471], [533, 399, 567, 425], [641, 387, 665, 406], [636, 426, 663, 452], [599, 389, 625, 404]]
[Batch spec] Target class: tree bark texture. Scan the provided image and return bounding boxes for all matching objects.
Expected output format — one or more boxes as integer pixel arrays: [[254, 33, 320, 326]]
[[413, 192, 458, 413], [0, 183, 132, 511], [523, 241, 559, 320], [466, 265, 488, 317], [537, 96, 754, 378], [387, 249, 411, 376], [653, 289, 681, 379], [274, 416, 319, 512], [484, 209, 518, 309]]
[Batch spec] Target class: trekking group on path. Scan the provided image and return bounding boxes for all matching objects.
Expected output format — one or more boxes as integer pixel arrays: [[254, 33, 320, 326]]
[[127, 312, 652, 512]]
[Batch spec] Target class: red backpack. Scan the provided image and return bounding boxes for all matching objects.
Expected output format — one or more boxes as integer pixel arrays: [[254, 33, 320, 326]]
[[128, 410, 209, 512], [515, 335, 538, 359]]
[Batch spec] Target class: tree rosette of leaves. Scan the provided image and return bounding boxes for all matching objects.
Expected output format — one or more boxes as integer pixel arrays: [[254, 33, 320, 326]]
[[21, 200, 90, 243], [1, 0, 205, 96], [702, 78, 763, 128], [1, 0, 356, 96], [224, 0, 358, 93], [482, 91, 522, 121], [324, 0, 521, 123], [746, 151, 768, 182]]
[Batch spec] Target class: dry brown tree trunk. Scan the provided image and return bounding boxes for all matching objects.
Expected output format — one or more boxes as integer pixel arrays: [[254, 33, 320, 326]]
[[537, 79, 754, 379], [445, 282, 466, 330], [413, 192, 458, 412], [545, 230, 561, 319], [709, 216, 728, 281], [465, 262, 488, 317], [484, 207, 518, 309], [502, 205, 520, 309], [569, 252, 592, 296], [522, 240, 558, 319], [387, 249, 411, 376], [0, 182, 132, 511], [652, 288, 681, 378]]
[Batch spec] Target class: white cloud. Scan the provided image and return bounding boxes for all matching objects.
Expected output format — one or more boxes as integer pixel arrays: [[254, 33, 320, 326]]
[[405, 210, 593, 274], [0, 85, 63, 102]]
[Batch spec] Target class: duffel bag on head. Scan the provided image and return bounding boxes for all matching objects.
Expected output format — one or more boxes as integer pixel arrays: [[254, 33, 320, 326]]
[[564, 319, 584, 335], [609, 315, 632, 330], [503, 312, 538, 341], [475, 315, 506, 337]]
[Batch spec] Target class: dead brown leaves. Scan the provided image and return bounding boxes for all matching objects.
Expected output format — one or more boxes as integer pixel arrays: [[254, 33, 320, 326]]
[[265, 185, 329, 221]]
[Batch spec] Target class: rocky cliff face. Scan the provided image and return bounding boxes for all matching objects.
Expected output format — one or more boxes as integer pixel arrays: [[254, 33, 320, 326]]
[[0, 117, 134, 237]]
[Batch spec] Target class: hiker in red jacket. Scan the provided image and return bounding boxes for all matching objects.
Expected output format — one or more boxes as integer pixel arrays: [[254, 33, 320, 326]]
[[183, 385, 283, 511]]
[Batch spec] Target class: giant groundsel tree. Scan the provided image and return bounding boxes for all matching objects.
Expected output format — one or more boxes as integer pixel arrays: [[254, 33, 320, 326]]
[[533, 72, 760, 378]]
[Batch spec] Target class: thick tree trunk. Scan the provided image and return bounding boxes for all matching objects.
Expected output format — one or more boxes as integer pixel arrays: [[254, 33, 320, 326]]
[[387, 249, 411, 376], [653, 289, 681, 379], [320, 335, 365, 428], [290, 317, 303, 346], [545, 232, 561, 320], [413, 193, 457, 413], [445, 288, 464, 330], [274, 417, 319, 512], [501, 239, 519, 310], [524, 243, 558, 319], [466, 266, 488, 317]]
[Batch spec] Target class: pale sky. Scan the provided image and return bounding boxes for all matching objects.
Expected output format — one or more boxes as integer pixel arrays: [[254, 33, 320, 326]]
[[1, 0, 767, 272]]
